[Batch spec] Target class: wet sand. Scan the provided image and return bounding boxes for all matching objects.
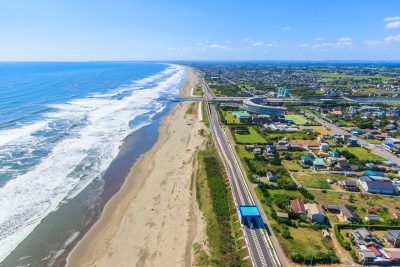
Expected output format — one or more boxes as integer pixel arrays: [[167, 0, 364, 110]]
[[67, 67, 206, 267]]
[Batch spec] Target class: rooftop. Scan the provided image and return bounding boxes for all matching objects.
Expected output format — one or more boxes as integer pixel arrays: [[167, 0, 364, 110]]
[[239, 205, 261, 217]]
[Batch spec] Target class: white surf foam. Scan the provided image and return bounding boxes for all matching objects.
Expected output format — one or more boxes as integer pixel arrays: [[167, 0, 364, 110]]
[[0, 64, 186, 262]]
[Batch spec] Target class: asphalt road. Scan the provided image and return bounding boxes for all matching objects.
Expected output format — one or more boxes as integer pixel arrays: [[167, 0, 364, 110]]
[[206, 102, 280, 267]]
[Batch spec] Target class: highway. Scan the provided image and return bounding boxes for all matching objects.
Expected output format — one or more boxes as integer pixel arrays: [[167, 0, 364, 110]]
[[205, 102, 280, 267], [201, 74, 281, 266], [307, 113, 400, 165]]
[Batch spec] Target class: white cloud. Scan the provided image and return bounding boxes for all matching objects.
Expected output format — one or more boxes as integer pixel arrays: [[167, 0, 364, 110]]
[[209, 43, 230, 50], [386, 21, 400, 29], [365, 34, 400, 47], [384, 16, 400, 21], [384, 34, 400, 42], [253, 41, 263, 46], [299, 37, 353, 49], [282, 26, 291, 31]]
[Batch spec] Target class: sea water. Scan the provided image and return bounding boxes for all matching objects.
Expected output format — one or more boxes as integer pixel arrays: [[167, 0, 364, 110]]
[[0, 62, 186, 266]]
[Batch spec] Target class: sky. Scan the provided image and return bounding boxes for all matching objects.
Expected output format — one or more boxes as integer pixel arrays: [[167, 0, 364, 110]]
[[0, 0, 400, 61]]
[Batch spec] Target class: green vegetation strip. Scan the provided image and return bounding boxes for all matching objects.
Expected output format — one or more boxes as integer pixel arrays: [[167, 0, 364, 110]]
[[195, 144, 249, 266]]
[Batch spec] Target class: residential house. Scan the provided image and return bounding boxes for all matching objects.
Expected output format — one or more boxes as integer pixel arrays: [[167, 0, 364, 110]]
[[305, 203, 326, 224], [339, 205, 358, 223], [300, 155, 313, 167], [290, 199, 306, 214], [313, 158, 326, 169], [384, 230, 400, 248], [320, 142, 330, 151], [351, 227, 381, 247], [338, 180, 359, 191], [365, 215, 380, 222]]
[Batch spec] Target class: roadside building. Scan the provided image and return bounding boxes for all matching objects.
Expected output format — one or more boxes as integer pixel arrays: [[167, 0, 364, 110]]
[[304, 203, 326, 224], [339, 205, 358, 223]]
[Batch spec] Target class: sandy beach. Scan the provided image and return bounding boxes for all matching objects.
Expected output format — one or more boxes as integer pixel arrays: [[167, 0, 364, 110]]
[[66, 67, 206, 267]]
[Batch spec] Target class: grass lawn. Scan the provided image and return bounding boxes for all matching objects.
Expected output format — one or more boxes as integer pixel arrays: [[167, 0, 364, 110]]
[[282, 160, 304, 172], [285, 114, 311, 125], [222, 111, 240, 124], [233, 127, 267, 144], [292, 172, 349, 189], [335, 147, 384, 161], [278, 227, 335, 258]]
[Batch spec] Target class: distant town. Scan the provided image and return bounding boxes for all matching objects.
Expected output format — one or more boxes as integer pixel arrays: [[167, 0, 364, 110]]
[[193, 62, 400, 266]]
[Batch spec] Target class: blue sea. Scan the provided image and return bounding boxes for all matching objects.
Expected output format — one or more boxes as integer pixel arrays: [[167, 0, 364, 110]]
[[0, 62, 186, 266]]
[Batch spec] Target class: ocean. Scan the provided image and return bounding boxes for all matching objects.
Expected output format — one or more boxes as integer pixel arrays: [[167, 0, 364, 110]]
[[0, 62, 186, 266]]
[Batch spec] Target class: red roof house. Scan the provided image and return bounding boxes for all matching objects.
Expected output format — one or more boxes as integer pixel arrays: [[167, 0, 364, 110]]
[[290, 199, 306, 214]]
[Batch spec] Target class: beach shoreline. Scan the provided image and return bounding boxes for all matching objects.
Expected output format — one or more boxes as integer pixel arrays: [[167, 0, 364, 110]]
[[66, 66, 206, 267]]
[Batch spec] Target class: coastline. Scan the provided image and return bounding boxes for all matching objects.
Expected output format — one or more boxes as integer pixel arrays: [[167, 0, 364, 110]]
[[66, 67, 206, 266]]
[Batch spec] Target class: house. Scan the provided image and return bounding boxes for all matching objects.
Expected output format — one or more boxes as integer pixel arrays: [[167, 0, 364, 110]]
[[266, 171, 276, 182], [313, 158, 326, 169], [300, 155, 313, 167], [382, 248, 400, 262], [290, 199, 306, 214], [365, 215, 380, 222], [335, 158, 351, 171], [339, 205, 358, 223], [232, 111, 251, 123], [317, 135, 326, 143], [347, 137, 358, 147], [326, 205, 340, 213], [384, 230, 400, 248], [359, 248, 376, 263], [351, 227, 381, 247], [367, 207, 382, 213], [334, 135, 344, 144], [358, 176, 399, 195], [304, 203, 326, 224], [320, 142, 330, 151], [338, 180, 359, 191], [352, 129, 363, 135]]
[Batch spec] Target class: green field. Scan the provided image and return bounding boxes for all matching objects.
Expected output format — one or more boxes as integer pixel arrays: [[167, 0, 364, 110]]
[[233, 127, 267, 144], [282, 160, 304, 172], [335, 147, 384, 161], [222, 111, 240, 124], [292, 172, 349, 189], [284, 114, 311, 125]]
